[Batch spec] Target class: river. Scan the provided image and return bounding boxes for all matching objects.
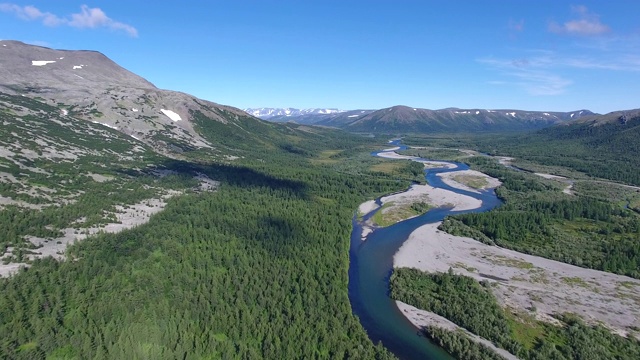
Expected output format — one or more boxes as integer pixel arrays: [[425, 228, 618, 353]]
[[348, 140, 502, 359]]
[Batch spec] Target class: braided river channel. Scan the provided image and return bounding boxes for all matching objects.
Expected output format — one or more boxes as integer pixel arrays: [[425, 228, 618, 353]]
[[348, 140, 502, 359]]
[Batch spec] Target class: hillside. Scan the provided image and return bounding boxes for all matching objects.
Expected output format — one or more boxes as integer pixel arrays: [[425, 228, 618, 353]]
[[0, 41, 408, 359], [345, 105, 594, 133], [0, 42, 381, 271], [0, 40, 288, 158], [478, 109, 640, 185]]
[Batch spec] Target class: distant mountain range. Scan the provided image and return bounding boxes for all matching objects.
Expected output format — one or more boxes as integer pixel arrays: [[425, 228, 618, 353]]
[[245, 108, 343, 119], [247, 105, 596, 132]]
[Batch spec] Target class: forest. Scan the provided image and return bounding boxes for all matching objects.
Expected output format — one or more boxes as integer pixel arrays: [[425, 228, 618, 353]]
[[0, 95, 417, 359], [0, 153, 408, 359], [405, 113, 640, 186], [440, 155, 640, 278], [3, 91, 640, 359], [399, 129, 640, 278]]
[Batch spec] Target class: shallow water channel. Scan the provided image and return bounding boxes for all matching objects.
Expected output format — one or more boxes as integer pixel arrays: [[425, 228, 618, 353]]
[[348, 141, 502, 359]]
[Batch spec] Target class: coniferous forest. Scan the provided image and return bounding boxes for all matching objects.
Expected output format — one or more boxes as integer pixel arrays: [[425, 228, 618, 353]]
[[0, 111, 408, 359], [3, 91, 640, 360], [391, 268, 640, 360]]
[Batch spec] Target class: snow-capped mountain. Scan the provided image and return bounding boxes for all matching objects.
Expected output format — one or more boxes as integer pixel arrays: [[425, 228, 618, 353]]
[[245, 108, 344, 120]]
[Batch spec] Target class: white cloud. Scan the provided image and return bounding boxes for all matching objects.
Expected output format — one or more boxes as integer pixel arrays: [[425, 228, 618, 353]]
[[478, 55, 572, 96], [479, 30, 640, 97], [549, 5, 610, 36], [0, 3, 137, 37], [509, 70, 572, 96]]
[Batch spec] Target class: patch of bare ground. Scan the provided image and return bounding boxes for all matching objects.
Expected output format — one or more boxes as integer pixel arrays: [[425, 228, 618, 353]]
[[496, 156, 514, 167], [438, 169, 502, 193], [0, 190, 181, 277], [87, 173, 114, 182], [394, 222, 640, 340], [533, 173, 574, 195]]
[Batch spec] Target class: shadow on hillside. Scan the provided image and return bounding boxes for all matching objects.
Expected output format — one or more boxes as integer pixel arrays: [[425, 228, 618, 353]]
[[252, 215, 311, 258], [144, 159, 310, 199]]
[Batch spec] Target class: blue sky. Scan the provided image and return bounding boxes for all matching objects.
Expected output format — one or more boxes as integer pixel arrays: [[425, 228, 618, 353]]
[[1, 1, 639, 113]]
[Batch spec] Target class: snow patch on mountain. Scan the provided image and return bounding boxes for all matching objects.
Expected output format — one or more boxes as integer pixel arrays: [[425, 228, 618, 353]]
[[92, 121, 118, 130], [161, 109, 182, 121], [32, 60, 56, 66]]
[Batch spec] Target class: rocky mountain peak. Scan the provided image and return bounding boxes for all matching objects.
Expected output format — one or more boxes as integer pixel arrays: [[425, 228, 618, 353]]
[[0, 40, 255, 156]]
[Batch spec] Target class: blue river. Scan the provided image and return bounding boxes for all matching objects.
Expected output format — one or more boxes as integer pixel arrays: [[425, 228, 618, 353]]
[[348, 140, 502, 359]]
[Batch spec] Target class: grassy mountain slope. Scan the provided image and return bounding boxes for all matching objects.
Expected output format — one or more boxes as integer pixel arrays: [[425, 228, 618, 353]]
[[477, 110, 640, 186], [345, 105, 594, 133]]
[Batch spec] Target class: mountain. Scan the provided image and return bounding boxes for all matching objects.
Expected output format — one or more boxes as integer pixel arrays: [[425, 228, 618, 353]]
[[0, 40, 360, 275], [345, 105, 595, 133], [248, 104, 595, 132], [473, 108, 640, 186], [564, 108, 640, 126], [538, 108, 640, 158], [0, 40, 283, 157], [243, 107, 375, 125], [246, 108, 377, 126], [245, 107, 344, 120], [0, 41, 405, 359]]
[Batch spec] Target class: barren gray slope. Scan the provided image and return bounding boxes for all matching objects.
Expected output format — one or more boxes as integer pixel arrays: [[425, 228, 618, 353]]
[[0, 40, 155, 91], [0, 40, 254, 156]]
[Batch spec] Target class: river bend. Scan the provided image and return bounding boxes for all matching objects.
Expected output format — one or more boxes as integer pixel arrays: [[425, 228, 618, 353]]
[[348, 141, 502, 359]]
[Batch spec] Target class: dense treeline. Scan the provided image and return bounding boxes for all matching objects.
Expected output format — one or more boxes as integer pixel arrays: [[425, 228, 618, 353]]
[[0, 95, 409, 359], [391, 268, 640, 360], [422, 327, 507, 360], [1, 158, 401, 359], [406, 115, 640, 186], [391, 268, 521, 356]]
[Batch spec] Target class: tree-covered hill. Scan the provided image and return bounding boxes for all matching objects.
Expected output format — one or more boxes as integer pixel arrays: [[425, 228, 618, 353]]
[[476, 111, 640, 186], [0, 88, 414, 358]]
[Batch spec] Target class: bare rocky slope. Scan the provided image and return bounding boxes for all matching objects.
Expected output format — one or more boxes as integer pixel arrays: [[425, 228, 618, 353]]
[[0, 40, 263, 156]]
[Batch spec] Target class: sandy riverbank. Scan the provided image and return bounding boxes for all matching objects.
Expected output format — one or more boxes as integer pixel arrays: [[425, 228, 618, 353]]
[[394, 222, 640, 339], [380, 183, 482, 212], [357, 183, 482, 241], [437, 169, 502, 194], [377, 151, 457, 169], [396, 301, 518, 360], [358, 200, 379, 215]]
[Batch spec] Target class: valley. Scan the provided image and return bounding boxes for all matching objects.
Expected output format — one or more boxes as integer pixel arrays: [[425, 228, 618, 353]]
[[1, 40, 640, 360]]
